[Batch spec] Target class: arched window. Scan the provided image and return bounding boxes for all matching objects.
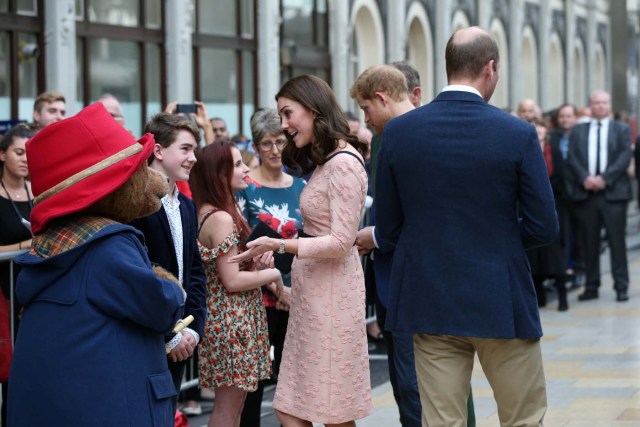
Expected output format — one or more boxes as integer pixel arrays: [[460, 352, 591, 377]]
[[548, 33, 565, 109], [406, 2, 434, 102], [490, 18, 509, 109]]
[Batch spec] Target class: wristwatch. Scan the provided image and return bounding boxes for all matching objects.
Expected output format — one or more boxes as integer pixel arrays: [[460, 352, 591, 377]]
[[277, 239, 286, 254]]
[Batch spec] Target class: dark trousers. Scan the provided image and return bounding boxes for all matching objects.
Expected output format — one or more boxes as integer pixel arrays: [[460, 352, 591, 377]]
[[169, 359, 187, 411], [391, 331, 423, 427], [573, 195, 629, 292]]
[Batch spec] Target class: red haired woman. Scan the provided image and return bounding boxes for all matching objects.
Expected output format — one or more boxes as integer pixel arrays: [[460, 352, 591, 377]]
[[190, 140, 284, 427]]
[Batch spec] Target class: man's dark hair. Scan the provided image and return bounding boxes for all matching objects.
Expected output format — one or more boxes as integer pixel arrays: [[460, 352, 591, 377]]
[[390, 61, 420, 90], [445, 30, 499, 80]]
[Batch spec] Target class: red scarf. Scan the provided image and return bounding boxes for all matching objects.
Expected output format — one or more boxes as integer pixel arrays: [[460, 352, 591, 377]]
[[543, 143, 553, 176]]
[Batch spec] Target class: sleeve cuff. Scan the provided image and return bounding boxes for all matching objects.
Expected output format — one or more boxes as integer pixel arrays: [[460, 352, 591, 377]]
[[371, 226, 380, 249], [184, 327, 200, 345], [165, 332, 182, 352]]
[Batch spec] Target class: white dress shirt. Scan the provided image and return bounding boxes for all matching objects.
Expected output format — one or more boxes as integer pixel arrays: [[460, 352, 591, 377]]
[[588, 118, 609, 176]]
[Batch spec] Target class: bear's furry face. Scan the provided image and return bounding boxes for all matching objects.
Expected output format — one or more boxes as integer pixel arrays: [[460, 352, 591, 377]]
[[84, 163, 168, 224]]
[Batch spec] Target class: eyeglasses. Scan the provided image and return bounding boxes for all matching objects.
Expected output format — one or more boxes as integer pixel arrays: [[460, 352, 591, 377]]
[[257, 140, 286, 151]]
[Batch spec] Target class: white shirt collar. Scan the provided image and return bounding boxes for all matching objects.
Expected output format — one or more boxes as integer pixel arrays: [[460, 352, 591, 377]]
[[591, 117, 610, 126], [441, 85, 483, 99]]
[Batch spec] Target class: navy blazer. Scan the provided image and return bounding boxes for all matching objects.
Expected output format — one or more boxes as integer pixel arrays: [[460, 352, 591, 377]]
[[565, 120, 632, 202], [131, 192, 207, 338], [376, 90, 558, 339]]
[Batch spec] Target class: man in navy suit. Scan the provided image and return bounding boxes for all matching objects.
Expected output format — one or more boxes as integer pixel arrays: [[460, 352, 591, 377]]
[[566, 90, 633, 302], [376, 26, 558, 427], [131, 113, 207, 410]]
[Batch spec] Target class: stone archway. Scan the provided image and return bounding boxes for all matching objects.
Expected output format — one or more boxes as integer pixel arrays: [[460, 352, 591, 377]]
[[451, 9, 470, 32], [521, 25, 539, 103], [490, 18, 509, 108], [573, 39, 587, 108], [594, 43, 606, 91], [406, 2, 434, 102], [350, 0, 385, 76], [548, 32, 565, 109]]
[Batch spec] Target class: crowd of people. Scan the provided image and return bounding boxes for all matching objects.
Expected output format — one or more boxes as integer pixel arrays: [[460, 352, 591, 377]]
[[0, 24, 636, 427]]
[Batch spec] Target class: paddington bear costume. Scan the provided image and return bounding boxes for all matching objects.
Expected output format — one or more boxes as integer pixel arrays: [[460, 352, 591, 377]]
[[7, 103, 186, 427]]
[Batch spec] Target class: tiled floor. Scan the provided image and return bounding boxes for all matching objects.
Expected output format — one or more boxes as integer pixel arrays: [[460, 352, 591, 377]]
[[360, 251, 640, 427]]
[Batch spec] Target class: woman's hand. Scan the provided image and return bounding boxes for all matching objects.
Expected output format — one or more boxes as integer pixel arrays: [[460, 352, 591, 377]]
[[266, 275, 284, 300], [254, 250, 274, 270], [229, 236, 276, 263], [275, 287, 292, 311]]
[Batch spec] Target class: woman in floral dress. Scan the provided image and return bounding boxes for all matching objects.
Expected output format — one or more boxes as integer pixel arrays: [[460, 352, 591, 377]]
[[189, 140, 284, 427], [237, 108, 306, 426], [231, 75, 372, 427]]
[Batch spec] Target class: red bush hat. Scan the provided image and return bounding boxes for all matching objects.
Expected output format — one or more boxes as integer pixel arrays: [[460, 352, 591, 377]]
[[28, 102, 155, 234]]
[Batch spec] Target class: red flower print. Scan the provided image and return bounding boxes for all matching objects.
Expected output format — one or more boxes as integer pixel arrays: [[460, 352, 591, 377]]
[[280, 221, 297, 239], [258, 213, 281, 232]]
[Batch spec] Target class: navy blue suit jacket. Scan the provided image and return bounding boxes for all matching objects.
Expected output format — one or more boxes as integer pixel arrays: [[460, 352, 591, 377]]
[[131, 192, 207, 338], [376, 90, 558, 339]]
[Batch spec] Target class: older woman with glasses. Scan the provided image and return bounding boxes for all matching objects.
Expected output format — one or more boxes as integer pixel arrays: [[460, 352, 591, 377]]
[[237, 108, 306, 427]]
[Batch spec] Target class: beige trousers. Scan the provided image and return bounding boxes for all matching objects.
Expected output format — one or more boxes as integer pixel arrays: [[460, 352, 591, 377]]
[[413, 334, 546, 427]]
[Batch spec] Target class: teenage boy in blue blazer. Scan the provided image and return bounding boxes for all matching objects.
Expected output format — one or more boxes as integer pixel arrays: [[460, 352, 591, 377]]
[[131, 113, 207, 410]]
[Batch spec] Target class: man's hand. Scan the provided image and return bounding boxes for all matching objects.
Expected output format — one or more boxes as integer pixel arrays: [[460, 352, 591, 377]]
[[593, 175, 607, 190], [355, 226, 375, 255], [168, 331, 196, 363], [583, 176, 599, 191]]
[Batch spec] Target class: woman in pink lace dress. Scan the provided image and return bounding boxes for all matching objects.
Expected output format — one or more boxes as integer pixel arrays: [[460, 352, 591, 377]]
[[232, 75, 372, 426], [190, 141, 284, 427]]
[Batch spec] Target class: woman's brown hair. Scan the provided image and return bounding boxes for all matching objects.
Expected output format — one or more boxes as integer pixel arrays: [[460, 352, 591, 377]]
[[276, 75, 368, 176]]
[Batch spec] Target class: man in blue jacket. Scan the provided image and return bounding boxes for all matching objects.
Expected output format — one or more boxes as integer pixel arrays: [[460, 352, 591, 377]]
[[376, 27, 558, 427]]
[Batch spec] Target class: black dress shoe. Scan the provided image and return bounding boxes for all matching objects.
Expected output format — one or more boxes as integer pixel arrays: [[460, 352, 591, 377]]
[[616, 290, 629, 302], [578, 290, 599, 301]]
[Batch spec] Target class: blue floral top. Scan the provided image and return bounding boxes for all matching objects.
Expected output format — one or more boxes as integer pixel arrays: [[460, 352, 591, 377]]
[[237, 176, 306, 299]]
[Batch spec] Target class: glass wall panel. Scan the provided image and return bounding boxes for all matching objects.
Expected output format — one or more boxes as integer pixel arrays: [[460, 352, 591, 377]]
[[18, 33, 38, 120], [241, 50, 254, 136], [0, 1, 8, 13], [316, 0, 327, 46], [282, 0, 312, 44], [198, 0, 236, 36], [76, 37, 84, 113], [0, 32, 9, 120], [200, 47, 238, 135], [90, 38, 141, 135], [145, 0, 161, 29], [88, 0, 139, 27], [145, 42, 161, 122], [75, 0, 84, 20], [17, 0, 37, 15], [241, 0, 254, 38]]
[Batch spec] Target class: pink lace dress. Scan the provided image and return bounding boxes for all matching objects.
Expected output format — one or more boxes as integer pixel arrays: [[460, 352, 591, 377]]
[[272, 151, 373, 423]]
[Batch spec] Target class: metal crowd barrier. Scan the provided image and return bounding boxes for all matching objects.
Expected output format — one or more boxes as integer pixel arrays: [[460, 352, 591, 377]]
[[0, 249, 27, 345]]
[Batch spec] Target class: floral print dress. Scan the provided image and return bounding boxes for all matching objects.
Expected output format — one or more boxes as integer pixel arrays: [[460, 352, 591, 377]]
[[197, 220, 271, 392]]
